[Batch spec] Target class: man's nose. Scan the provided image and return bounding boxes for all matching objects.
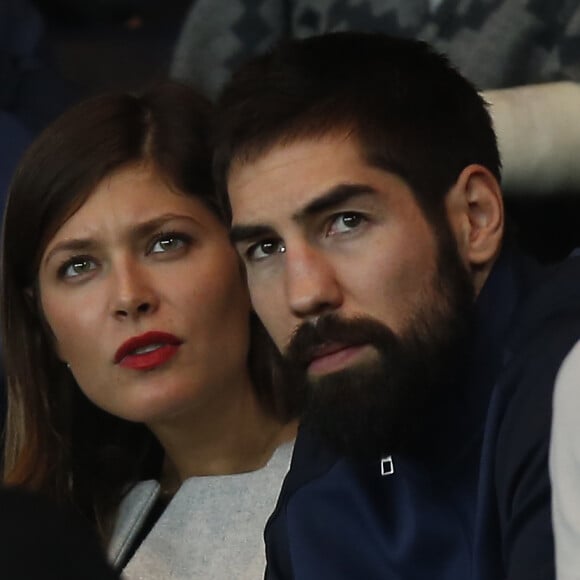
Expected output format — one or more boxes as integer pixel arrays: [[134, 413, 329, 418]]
[[111, 260, 160, 320], [285, 243, 342, 319]]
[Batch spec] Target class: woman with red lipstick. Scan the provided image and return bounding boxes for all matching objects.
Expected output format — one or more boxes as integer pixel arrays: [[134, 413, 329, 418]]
[[0, 82, 297, 579]]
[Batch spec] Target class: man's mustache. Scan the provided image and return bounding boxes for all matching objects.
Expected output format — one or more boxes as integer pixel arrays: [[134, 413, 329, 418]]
[[284, 314, 398, 369]]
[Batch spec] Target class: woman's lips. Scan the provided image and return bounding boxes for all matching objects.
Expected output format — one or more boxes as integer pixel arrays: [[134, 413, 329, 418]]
[[115, 331, 182, 371], [119, 344, 181, 371]]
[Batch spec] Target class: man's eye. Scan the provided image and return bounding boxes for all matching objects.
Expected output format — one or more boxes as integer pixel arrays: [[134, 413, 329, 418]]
[[247, 239, 285, 262], [149, 233, 189, 254], [327, 212, 365, 235], [60, 257, 97, 279]]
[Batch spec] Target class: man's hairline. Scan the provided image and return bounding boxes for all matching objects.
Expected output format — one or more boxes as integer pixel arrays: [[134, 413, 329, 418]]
[[225, 125, 360, 184]]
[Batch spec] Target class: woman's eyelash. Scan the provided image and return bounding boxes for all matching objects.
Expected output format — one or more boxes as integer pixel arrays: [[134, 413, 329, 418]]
[[56, 255, 95, 279], [148, 230, 193, 252]]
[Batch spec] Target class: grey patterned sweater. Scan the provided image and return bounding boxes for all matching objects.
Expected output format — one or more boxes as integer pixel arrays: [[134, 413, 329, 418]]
[[171, 0, 580, 99]]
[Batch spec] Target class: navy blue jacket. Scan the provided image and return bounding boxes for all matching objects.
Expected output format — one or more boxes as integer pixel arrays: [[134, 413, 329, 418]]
[[264, 247, 580, 580]]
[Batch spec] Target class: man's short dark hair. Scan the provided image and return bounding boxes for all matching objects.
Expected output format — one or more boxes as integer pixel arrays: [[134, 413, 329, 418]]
[[213, 31, 501, 225]]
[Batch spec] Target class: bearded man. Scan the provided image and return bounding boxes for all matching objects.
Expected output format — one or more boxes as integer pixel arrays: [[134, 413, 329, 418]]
[[214, 32, 580, 580]]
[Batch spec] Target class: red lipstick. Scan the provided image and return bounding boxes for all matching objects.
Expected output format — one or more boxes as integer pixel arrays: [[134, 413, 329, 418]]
[[115, 331, 182, 371]]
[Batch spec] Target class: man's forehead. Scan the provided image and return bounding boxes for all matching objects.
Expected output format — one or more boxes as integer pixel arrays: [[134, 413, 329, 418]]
[[227, 133, 371, 223], [229, 132, 358, 183], [228, 141, 314, 193]]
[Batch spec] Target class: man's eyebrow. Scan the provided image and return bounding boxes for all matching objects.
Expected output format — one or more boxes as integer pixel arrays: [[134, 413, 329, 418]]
[[230, 224, 276, 246], [294, 183, 376, 221]]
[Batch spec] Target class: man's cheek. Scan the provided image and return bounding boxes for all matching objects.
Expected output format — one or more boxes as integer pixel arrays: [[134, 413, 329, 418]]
[[268, 320, 289, 353]]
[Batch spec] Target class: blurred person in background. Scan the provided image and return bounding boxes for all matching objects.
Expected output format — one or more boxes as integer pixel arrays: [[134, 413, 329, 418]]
[[550, 333, 580, 579]]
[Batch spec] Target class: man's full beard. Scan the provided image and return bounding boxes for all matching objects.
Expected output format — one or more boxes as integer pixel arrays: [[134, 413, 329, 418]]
[[274, 232, 476, 459]]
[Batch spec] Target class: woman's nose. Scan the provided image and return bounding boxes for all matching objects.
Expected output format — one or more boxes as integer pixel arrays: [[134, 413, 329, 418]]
[[111, 261, 160, 320]]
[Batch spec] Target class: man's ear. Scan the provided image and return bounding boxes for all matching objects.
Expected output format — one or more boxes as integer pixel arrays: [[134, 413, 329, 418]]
[[445, 164, 504, 290]]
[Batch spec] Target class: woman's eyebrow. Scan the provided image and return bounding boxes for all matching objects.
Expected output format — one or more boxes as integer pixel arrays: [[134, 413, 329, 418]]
[[130, 213, 200, 238], [42, 238, 98, 268]]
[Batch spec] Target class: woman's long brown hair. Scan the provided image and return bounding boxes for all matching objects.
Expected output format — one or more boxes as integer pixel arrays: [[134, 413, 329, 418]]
[[1, 82, 224, 538]]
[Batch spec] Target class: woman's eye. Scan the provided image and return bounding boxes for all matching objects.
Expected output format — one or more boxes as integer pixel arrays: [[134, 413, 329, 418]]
[[60, 258, 97, 279], [149, 234, 189, 254], [247, 239, 285, 262], [327, 212, 365, 235]]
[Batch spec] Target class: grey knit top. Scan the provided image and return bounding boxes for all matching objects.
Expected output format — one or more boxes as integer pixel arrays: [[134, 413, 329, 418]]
[[108, 441, 294, 580]]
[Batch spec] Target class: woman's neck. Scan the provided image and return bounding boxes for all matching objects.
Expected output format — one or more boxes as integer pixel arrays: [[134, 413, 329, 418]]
[[147, 376, 297, 490]]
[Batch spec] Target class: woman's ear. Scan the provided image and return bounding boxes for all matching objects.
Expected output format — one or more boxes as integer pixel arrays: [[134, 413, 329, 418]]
[[445, 164, 504, 291]]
